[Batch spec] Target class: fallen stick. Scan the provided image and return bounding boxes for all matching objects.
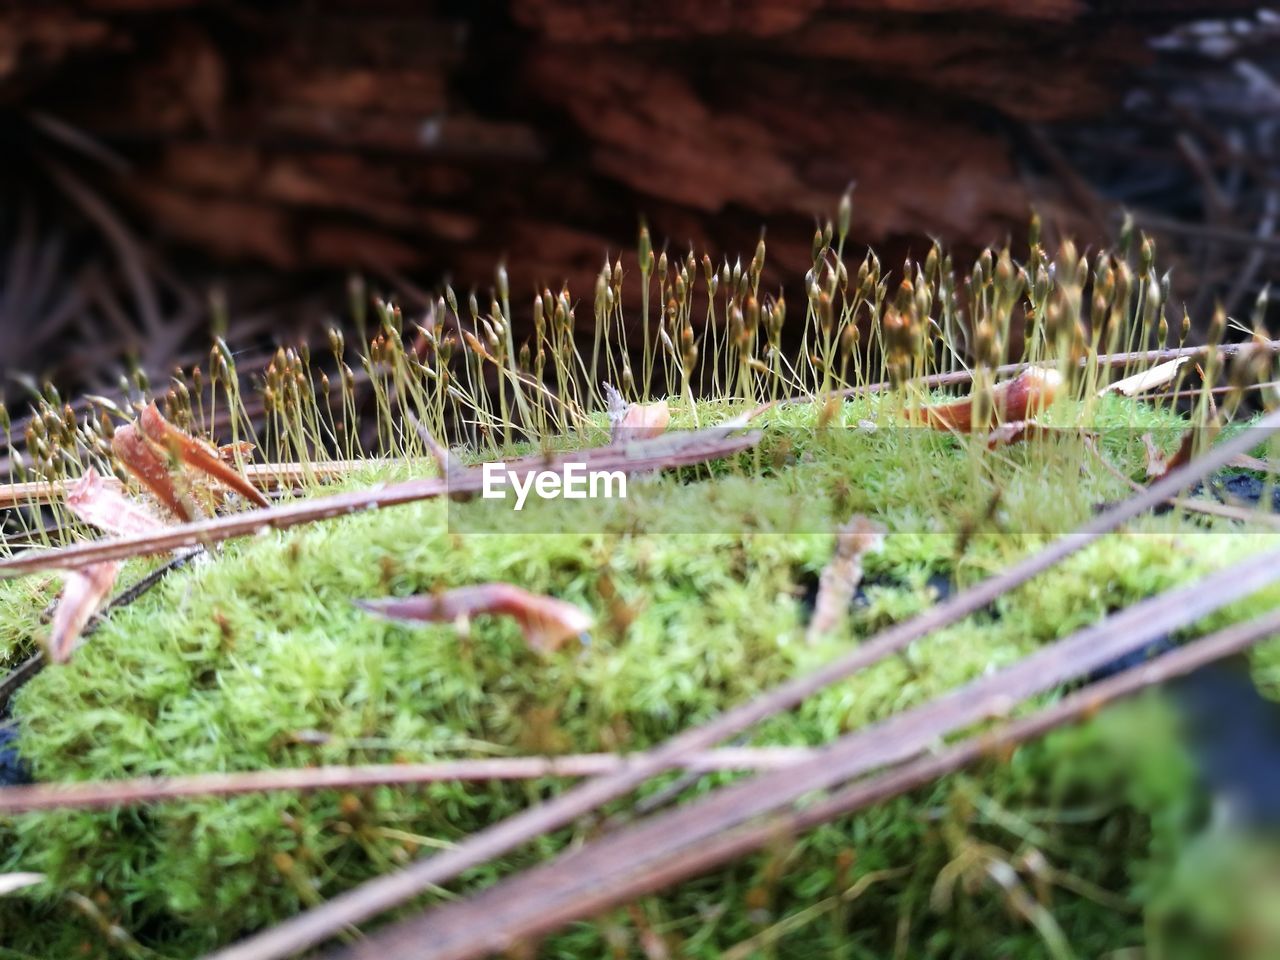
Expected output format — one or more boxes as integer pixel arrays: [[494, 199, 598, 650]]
[[0, 748, 814, 814], [336, 558, 1280, 960], [364, 606, 1280, 960], [1084, 435, 1280, 529], [0, 428, 760, 578], [0, 459, 408, 511]]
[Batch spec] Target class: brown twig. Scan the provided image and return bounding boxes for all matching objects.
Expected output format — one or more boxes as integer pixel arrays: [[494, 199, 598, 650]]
[[1231, 453, 1279, 475], [1142, 380, 1280, 401], [204, 405, 1280, 960], [0, 460, 388, 511], [360, 606, 1280, 960], [0, 748, 815, 814], [1084, 435, 1280, 529], [0, 429, 760, 578], [336, 556, 1280, 960]]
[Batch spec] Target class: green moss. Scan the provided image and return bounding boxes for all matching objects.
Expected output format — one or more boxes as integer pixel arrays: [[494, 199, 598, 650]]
[[2, 394, 1279, 958]]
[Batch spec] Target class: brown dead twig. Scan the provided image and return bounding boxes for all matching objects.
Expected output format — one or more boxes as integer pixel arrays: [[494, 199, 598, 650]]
[[1143, 381, 1280, 401], [412, 604, 1280, 960], [0, 460, 389, 511], [1085, 435, 1280, 529], [204, 406, 1280, 960], [806, 515, 884, 643], [326, 548, 1280, 960], [0, 748, 816, 815], [0, 426, 761, 579]]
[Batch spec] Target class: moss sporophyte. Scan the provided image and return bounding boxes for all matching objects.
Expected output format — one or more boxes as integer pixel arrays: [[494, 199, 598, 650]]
[[1, 203, 1279, 959]]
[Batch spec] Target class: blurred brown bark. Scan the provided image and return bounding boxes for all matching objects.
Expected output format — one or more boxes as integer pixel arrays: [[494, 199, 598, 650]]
[[0, 0, 1264, 302]]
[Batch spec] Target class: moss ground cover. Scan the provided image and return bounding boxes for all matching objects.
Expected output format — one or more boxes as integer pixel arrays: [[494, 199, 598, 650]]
[[3, 387, 1279, 958]]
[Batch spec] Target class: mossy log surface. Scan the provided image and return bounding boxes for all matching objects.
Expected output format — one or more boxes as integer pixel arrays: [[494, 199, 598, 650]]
[[2, 393, 1279, 957]]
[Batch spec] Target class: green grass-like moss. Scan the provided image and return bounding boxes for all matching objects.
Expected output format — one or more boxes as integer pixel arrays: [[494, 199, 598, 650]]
[[2, 393, 1279, 958]]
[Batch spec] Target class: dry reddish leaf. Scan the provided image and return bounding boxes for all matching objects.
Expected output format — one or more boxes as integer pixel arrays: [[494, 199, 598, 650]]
[[112, 403, 268, 520], [1098, 357, 1189, 397], [806, 515, 885, 644], [44, 468, 171, 663], [111, 419, 192, 520], [1163, 430, 1199, 475], [906, 368, 1062, 432], [604, 382, 671, 444], [358, 583, 594, 653], [620, 400, 671, 441], [138, 403, 269, 509], [65, 468, 167, 537], [46, 561, 120, 663], [217, 441, 257, 463]]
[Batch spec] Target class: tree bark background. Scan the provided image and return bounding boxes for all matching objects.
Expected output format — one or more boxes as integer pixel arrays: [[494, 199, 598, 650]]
[[0, 0, 1273, 395]]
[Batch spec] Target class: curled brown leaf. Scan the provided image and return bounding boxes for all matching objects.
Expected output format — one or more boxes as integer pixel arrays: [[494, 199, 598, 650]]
[[46, 561, 120, 663], [111, 419, 192, 520], [138, 404, 269, 509], [905, 368, 1062, 433], [112, 403, 268, 520], [358, 583, 594, 653]]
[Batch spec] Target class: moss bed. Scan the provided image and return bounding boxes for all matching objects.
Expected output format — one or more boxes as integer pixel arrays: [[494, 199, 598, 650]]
[[2, 392, 1279, 958]]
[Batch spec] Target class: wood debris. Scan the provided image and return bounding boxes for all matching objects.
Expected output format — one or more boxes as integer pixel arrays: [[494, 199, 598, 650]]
[[358, 583, 593, 653], [1098, 357, 1190, 397], [905, 368, 1061, 433], [806, 515, 884, 644]]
